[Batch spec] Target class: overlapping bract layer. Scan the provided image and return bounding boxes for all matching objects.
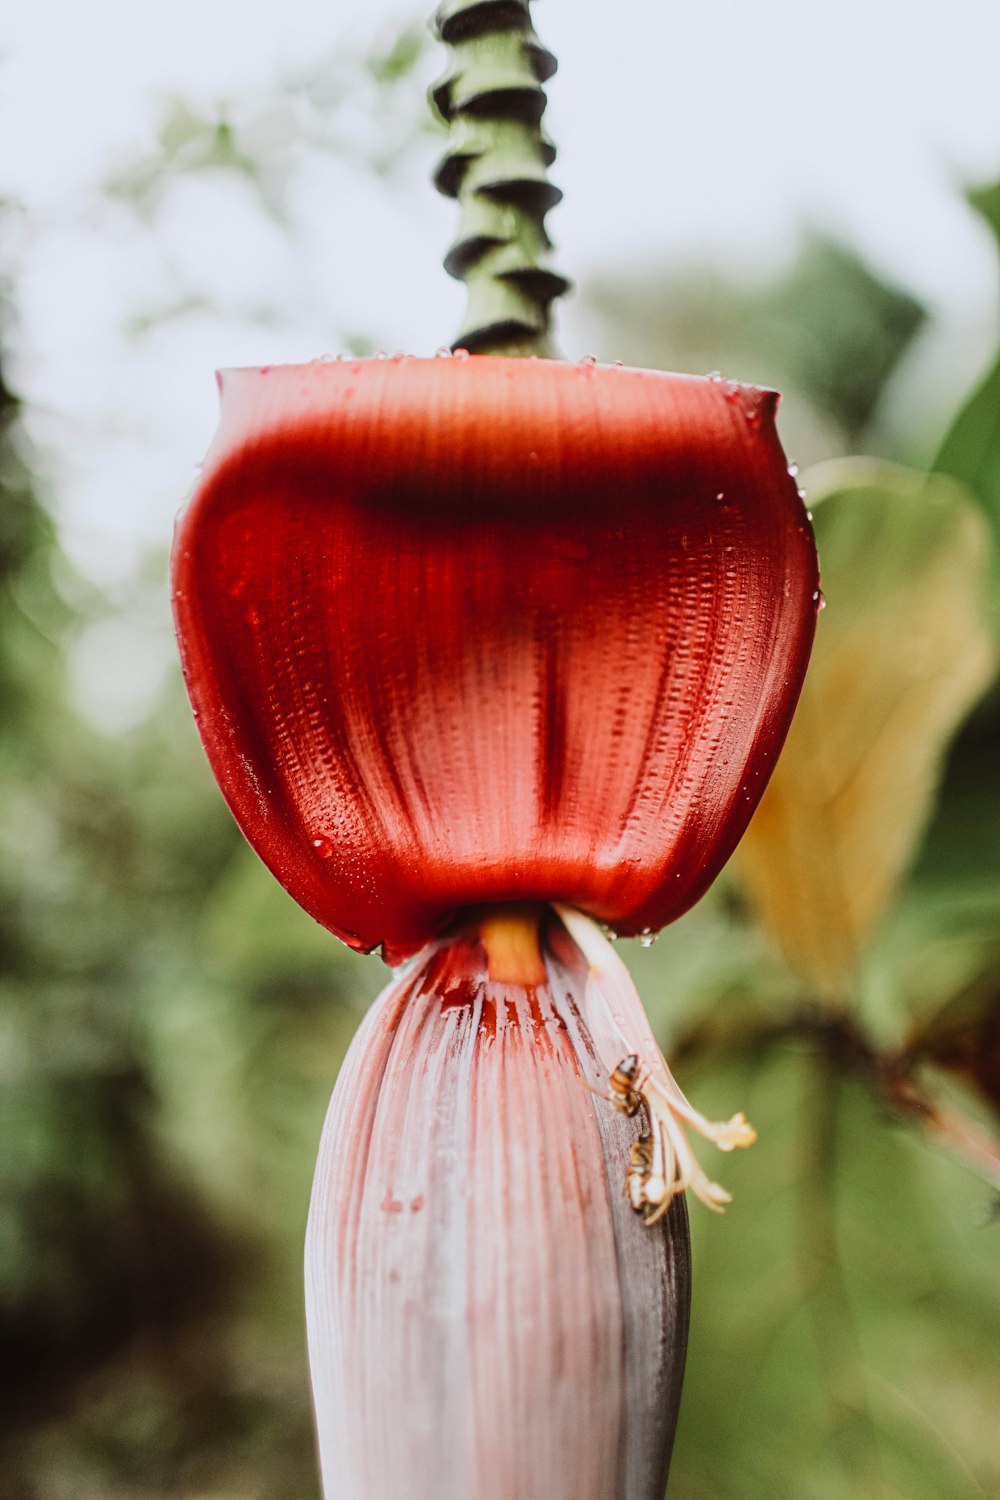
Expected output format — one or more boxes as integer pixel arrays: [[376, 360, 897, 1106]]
[[306, 914, 689, 1500], [172, 356, 818, 960]]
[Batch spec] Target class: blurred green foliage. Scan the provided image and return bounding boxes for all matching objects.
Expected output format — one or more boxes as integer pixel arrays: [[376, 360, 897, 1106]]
[[3, 39, 1000, 1500], [584, 229, 927, 456], [935, 183, 1000, 564]]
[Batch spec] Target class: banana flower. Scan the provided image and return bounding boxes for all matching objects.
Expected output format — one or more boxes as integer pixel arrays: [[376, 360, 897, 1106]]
[[171, 354, 818, 1497]]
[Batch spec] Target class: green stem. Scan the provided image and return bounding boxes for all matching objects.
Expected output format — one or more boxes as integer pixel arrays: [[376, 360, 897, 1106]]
[[431, 0, 570, 356], [797, 1052, 883, 1487]]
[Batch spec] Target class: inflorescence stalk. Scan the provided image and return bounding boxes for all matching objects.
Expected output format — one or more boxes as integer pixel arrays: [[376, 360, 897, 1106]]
[[431, 0, 570, 356]]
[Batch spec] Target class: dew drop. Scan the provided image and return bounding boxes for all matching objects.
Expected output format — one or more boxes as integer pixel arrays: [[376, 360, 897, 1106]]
[[311, 836, 334, 858], [453, 347, 470, 361], [716, 492, 725, 502], [579, 353, 598, 365], [806, 509, 814, 521], [787, 462, 799, 478], [707, 370, 723, 381], [639, 931, 658, 949], [613, 360, 624, 368]]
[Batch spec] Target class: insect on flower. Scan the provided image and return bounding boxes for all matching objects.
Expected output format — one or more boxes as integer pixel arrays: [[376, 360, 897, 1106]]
[[625, 1133, 656, 1213], [592, 1053, 648, 1118]]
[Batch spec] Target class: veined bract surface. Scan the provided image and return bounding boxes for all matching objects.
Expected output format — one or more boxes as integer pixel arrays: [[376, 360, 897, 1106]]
[[171, 356, 818, 964], [306, 908, 691, 1500]]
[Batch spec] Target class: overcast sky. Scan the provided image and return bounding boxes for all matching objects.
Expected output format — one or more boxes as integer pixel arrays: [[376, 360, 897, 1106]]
[[4, 0, 1000, 726]]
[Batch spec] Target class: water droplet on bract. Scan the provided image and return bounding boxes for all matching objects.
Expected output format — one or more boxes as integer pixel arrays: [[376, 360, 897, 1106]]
[[528, 450, 540, 464], [707, 370, 722, 381], [716, 492, 725, 501], [435, 346, 452, 358], [723, 385, 741, 403], [374, 349, 389, 359], [453, 347, 470, 361], [818, 594, 827, 611], [579, 353, 598, 365], [319, 353, 336, 362], [746, 408, 761, 428], [806, 509, 814, 521], [606, 928, 618, 942], [390, 352, 405, 363], [787, 462, 799, 478], [640, 931, 658, 949], [613, 360, 624, 368], [311, 836, 334, 858]]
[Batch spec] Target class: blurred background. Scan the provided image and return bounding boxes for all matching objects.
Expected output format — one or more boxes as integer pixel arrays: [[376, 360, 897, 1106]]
[[3, 1, 1000, 1495]]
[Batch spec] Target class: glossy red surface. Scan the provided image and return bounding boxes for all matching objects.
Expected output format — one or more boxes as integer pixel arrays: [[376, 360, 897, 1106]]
[[172, 356, 818, 960]]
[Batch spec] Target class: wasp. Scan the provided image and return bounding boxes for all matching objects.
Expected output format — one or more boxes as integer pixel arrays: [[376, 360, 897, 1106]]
[[588, 1055, 679, 1226], [624, 1134, 655, 1212], [624, 1126, 672, 1224], [590, 1053, 650, 1117]]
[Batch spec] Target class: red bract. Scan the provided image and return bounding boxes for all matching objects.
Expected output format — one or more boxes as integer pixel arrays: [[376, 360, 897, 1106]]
[[172, 356, 817, 963]]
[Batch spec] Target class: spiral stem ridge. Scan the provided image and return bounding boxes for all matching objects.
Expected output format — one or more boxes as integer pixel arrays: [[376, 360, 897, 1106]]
[[432, 0, 570, 356]]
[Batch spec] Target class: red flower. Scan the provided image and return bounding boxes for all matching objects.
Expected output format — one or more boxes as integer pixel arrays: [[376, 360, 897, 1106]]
[[172, 354, 818, 1497], [172, 356, 817, 965]]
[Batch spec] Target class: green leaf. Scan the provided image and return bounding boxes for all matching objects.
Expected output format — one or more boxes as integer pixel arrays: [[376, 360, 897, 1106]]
[[671, 1045, 1000, 1500], [934, 179, 1000, 557], [734, 460, 996, 997], [934, 350, 1000, 559]]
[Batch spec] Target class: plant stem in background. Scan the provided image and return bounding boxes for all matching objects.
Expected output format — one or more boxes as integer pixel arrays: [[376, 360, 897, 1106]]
[[432, 0, 570, 355]]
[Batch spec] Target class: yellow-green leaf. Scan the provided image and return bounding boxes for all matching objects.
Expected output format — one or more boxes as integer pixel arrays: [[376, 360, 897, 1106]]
[[735, 458, 996, 997]]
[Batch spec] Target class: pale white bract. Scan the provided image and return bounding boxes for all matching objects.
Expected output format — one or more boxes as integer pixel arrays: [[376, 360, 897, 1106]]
[[304, 907, 751, 1498]]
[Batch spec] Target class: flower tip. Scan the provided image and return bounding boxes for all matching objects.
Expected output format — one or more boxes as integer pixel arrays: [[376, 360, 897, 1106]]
[[715, 1113, 758, 1152]]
